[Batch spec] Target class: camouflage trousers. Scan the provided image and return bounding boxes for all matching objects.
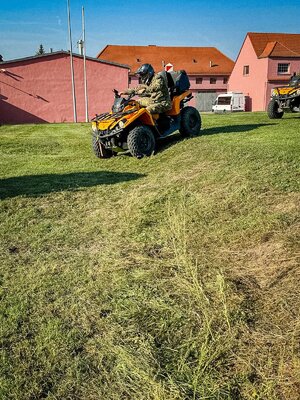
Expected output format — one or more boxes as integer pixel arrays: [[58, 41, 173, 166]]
[[138, 98, 172, 114]]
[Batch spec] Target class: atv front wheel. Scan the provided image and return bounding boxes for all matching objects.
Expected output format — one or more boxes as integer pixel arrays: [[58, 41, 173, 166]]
[[127, 126, 155, 158], [267, 99, 284, 119], [180, 106, 202, 136], [92, 132, 113, 158]]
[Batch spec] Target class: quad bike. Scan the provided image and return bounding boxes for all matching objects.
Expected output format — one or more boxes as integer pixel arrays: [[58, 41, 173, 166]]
[[267, 73, 300, 119], [91, 71, 201, 158]]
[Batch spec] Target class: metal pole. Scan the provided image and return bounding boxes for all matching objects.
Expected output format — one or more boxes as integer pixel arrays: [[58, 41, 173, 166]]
[[82, 6, 89, 122], [67, 0, 77, 122]]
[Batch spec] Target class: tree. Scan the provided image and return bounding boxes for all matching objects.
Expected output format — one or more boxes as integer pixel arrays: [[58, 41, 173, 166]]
[[36, 44, 45, 55]]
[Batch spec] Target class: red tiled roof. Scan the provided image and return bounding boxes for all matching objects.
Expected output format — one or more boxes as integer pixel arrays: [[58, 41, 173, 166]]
[[97, 45, 234, 75], [248, 33, 300, 58], [259, 41, 277, 58]]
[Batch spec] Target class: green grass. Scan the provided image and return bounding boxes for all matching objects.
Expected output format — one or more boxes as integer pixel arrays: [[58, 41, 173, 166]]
[[0, 113, 299, 399]]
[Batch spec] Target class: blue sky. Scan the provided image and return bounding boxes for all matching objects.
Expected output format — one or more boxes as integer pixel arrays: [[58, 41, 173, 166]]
[[1, 0, 299, 62]]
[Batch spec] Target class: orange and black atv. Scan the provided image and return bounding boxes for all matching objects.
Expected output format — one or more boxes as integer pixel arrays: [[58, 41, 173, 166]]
[[91, 70, 201, 158], [267, 73, 300, 119]]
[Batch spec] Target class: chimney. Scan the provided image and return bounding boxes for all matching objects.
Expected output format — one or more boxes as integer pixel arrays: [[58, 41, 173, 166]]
[[77, 40, 84, 55]]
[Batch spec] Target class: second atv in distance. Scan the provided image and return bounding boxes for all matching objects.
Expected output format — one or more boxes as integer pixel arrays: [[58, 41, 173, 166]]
[[91, 70, 201, 159], [267, 73, 300, 119]]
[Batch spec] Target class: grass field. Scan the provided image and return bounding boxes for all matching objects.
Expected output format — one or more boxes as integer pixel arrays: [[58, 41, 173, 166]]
[[0, 112, 299, 399]]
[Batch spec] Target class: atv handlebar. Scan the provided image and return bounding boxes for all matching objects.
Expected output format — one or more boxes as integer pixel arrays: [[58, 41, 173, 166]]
[[113, 89, 135, 101], [113, 89, 121, 98]]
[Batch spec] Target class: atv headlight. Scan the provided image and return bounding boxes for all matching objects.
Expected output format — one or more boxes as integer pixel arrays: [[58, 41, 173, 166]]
[[117, 119, 127, 129], [271, 88, 278, 96]]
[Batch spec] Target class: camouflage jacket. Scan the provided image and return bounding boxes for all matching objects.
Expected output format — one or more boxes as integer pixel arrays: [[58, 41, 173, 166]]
[[125, 74, 171, 105]]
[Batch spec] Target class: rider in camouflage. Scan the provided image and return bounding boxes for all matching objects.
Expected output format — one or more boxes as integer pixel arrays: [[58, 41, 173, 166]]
[[121, 64, 171, 114]]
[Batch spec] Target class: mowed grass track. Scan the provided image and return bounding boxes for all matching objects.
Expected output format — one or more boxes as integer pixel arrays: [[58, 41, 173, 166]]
[[0, 113, 299, 400]]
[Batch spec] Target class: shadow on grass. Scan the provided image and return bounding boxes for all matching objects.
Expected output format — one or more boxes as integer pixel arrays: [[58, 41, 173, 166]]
[[156, 133, 183, 153], [155, 123, 275, 153], [0, 171, 145, 200], [202, 123, 275, 136]]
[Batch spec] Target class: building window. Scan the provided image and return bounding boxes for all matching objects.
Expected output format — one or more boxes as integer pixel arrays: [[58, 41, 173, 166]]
[[196, 78, 202, 84], [128, 77, 132, 85], [210, 78, 216, 84], [277, 63, 290, 74], [223, 77, 228, 84], [243, 65, 249, 75]]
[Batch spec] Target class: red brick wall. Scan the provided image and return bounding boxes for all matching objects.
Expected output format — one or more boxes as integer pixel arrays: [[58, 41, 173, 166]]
[[0, 54, 129, 124]]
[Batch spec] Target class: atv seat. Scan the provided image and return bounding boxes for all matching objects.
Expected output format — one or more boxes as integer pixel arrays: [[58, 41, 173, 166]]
[[159, 70, 191, 99], [159, 71, 175, 99]]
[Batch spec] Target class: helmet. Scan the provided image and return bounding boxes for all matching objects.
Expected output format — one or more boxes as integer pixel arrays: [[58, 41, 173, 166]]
[[136, 63, 154, 84]]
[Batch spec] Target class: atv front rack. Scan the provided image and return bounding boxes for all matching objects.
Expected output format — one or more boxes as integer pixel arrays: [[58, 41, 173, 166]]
[[92, 107, 138, 122]]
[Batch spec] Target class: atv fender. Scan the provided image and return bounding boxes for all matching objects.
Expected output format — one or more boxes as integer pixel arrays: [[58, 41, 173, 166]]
[[166, 90, 193, 116], [127, 108, 156, 127]]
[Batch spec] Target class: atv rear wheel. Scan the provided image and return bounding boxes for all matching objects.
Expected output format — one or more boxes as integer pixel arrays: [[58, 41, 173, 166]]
[[267, 99, 284, 119], [92, 132, 113, 158], [127, 126, 155, 158], [180, 106, 202, 136]]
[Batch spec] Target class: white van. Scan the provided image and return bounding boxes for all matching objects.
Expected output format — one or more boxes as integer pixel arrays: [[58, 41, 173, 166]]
[[212, 92, 245, 113]]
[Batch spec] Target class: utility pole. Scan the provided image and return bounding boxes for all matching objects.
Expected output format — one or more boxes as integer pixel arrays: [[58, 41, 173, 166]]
[[82, 6, 89, 122], [67, 0, 77, 122]]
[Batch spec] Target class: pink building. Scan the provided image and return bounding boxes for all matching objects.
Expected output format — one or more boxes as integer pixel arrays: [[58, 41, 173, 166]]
[[0, 52, 129, 124], [228, 33, 300, 111], [97, 45, 234, 111]]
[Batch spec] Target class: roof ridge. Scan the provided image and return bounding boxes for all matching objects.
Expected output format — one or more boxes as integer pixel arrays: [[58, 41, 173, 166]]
[[248, 32, 300, 36], [98, 44, 218, 49], [0, 51, 130, 69]]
